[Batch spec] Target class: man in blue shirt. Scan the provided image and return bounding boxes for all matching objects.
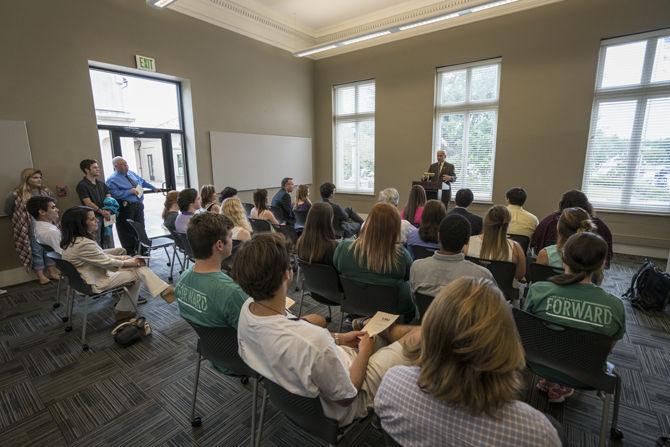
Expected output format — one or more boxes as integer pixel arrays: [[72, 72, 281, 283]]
[[106, 156, 160, 255]]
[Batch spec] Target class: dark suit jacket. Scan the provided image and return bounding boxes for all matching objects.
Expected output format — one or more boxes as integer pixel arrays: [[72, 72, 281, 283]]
[[428, 161, 456, 189], [271, 189, 295, 225], [448, 207, 483, 236]]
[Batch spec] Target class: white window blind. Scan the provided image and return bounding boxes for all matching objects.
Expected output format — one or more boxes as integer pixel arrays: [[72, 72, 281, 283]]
[[333, 80, 375, 193], [434, 59, 501, 202], [583, 30, 670, 214]]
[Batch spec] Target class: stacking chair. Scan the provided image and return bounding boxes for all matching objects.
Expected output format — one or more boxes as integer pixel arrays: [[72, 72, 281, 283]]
[[126, 219, 175, 269], [273, 224, 298, 244], [512, 308, 623, 446], [466, 257, 518, 302], [171, 232, 194, 273], [39, 243, 62, 310], [410, 245, 435, 260], [187, 323, 266, 447], [249, 218, 273, 233], [242, 202, 254, 218], [508, 234, 530, 255], [47, 252, 135, 351], [221, 239, 243, 274], [339, 276, 403, 320], [527, 262, 563, 285], [297, 259, 344, 330], [414, 291, 435, 321]]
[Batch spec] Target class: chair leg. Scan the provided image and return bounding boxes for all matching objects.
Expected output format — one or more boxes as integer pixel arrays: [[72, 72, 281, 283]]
[[339, 311, 344, 333], [64, 288, 75, 329], [297, 287, 305, 318], [599, 393, 612, 447], [255, 385, 268, 447], [294, 265, 301, 291], [190, 354, 203, 427], [326, 306, 332, 323], [610, 373, 623, 439], [53, 275, 62, 309], [250, 379, 259, 447], [163, 246, 171, 266], [80, 295, 90, 351]]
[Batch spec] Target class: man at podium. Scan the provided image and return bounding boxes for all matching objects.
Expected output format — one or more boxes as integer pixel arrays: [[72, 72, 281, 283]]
[[427, 150, 456, 209]]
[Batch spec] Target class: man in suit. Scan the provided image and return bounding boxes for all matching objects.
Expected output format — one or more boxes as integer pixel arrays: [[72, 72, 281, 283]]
[[448, 188, 483, 236], [271, 177, 295, 226], [427, 150, 456, 210], [320, 182, 364, 238]]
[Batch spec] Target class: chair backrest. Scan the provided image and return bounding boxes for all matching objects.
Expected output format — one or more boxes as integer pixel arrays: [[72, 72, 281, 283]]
[[249, 218, 273, 233], [172, 231, 194, 260], [508, 234, 530, 254], [512, 308, 617, 390], [273, 224, 298, 244], [527, 263, 563, 285], [242, 202, 254, 218], [221, 240, 243, 273], [187, 323, 258, 378], [294, 209, 308, 227], [466, 256, 518, 302], [410, 245, 435, 260], [263, 379, 340, 444], [414, 291, 435, 321], [126, 219, 150, 245], [340, 276, 402, 317], [298, 259, 343, 305], [46, 252, 94, 295]]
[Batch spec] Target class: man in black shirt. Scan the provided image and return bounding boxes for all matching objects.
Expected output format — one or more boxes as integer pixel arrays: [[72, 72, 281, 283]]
[[319, 182, 363, 238], [76, 159, 114, 248], [447, 188, 483, 236]]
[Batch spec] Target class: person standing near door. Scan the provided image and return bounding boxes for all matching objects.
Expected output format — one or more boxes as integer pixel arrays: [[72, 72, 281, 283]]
[[106, 156, 160, 255], [76, 159, 114, 249], [427, 150, 456, 211]]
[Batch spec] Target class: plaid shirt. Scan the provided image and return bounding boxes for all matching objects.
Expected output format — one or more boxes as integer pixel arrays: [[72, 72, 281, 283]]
[[375, 366, 561, 447]]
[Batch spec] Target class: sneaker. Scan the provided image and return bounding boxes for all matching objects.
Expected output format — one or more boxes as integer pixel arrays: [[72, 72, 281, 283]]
[[547, 385, 574, 403], [137, 296, 147, 305], [160, 287, 175, 304]]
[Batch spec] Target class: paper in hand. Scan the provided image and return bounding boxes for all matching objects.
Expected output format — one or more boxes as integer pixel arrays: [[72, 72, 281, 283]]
[[285, 297, 296, 309], [104, 214, 116, 227], [361, 312, 399, 337]]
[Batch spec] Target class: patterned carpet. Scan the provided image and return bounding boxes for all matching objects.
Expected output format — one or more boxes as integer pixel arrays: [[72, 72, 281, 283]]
[[0, 250, 668, 446]]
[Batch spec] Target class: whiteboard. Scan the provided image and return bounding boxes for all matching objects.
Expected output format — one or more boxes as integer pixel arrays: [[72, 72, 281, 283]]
[[0, 120, 33, 217], [210, 131, 312, 191]]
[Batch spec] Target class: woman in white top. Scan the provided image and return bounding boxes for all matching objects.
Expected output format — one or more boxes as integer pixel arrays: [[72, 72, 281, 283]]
[[221, 197, 252, 241], [466, 205, 526, 281], [250, 189, 279, 225]]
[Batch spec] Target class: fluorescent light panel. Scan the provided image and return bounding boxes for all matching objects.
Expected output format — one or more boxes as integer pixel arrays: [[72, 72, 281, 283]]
[[341, 31, 392, 46], [150, 0, 176, 8], [296, 45, 338, 57], [398, 13, 460, 31]]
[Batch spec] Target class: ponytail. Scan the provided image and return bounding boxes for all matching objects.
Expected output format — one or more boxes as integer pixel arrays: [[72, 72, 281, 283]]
[[550, 232, 607, 287]]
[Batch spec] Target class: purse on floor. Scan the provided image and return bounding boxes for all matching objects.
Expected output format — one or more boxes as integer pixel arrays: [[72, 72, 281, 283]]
[[111, 317, 152, 347]]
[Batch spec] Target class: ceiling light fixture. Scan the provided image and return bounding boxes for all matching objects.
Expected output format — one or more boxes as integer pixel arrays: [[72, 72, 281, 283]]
[[147, 0, 176, 9], [294, 0, 520, 57]]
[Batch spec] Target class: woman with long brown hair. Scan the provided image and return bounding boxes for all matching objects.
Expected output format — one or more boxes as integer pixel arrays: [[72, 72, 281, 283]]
[[536, 207, 596, 270], [466, 205, 526, 281], [221, 197, 252, 241], [406, 199, 446, 254], [401, 184, 427, 226], [333, 202, 414, 320], [162, 190, 179, 233], [200, 184, 220, 213], [376, 277, 561, 446], [296, 202, 337, 265]]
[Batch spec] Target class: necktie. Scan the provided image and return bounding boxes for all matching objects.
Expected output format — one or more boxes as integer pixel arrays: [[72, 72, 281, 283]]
[[126, 174, 136, 187]]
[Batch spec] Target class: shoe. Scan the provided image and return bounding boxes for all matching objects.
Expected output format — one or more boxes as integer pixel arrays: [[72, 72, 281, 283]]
[[114, 310, 137, 322], [536, 378, 550, 393], [547, 385, 574, 403], [160, 287, 175, 304], [351, 317, 370, 331], [138, 296, 147, 305]]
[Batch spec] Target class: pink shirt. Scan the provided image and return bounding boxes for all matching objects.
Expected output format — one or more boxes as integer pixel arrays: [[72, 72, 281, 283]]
[[401, 206, 424, 225]]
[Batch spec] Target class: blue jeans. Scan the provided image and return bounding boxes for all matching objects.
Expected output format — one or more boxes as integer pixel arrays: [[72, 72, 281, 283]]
[[30, 231, 54, 271]]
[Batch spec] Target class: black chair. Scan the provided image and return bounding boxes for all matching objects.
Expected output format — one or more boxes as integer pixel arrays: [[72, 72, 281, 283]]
[[466, 257, 518, 302], [171, 232, 194, 273], [410, 245, 435, 260], [46, 252, 135, 351], [242, 202, 254, 218], [527, 263, 563, 285], [39, 243, 62, 310], [270, 205, 285, 224], [512, 308, 622, 446], [273, 224, 298, 244], [294, 209, 308, 228], [508, 234, 530, 255], [249, 218, 273, 233], [339, 276, 403, 320], [126, 218, 175, 269], [187, 323, 266, 447], [297, 259, 344, 330], [414, 291, 435, 322], [221, 239, 243, 274]]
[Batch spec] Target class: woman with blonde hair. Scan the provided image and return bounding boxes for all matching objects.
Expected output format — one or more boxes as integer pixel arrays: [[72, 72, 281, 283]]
[[221, 197, 252, 241], [333, 202, 414, 320], [376, 277, 561, 446], [466, 205, 526, 281], [294, 184, 311, 213], [4, 168, 58, 284], [162, 190, 179, 233], [200, 184, 220, 213], [537, 207, 596, 270]]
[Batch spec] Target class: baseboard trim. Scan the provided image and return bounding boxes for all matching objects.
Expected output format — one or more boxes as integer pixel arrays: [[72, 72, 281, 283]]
[[0, 267, 35, 288], [614, 244, 670, 260]]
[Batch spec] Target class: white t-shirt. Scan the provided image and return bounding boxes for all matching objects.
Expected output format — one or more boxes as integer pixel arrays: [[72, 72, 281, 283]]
[[237, 298, 360, 425], [34, 220, 62, 254]]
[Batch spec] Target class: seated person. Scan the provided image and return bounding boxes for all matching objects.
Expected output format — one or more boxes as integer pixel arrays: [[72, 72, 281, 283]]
[[526, 232, 625, 402], [333, 202, 415, 321], [60, 206, 174, 321], [250, 188, 279, 225], [235, 233, 420, 426], [401, 184, 426, 227], [406, 200, 447, 255], [218, 186, 237, 204], [27, 196, 63, 255], [506, 187, 538, 239], [294, 184, 312, 213], [410, 214, 493, 297], [537, 207, 596, 270], [175, 188, 201, 234], [221, 197, 252, 241], [466, 205, 526, 282], [378, 187, 413, 243], [448, 188, 483, 235], [162, 190, 179, 233], [295, 202, 338, 265], [271, 177, 295, 225], [376, 277, 562, 447], [320, 182, 363, 238], [200, 184, 221, 213], [533, 189, 613, 267]]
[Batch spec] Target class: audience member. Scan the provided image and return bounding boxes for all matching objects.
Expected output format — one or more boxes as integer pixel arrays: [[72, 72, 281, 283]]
[[401, 184, 426, 227], [537, 207, 596, 270], [250, 189, 279, 225], [175, 188, 201, 234], [466, 205, 526, 281], [76, 159, 113, 248], [532, 189, 613, 266], [525, 232, 625, 402], [235, 233, 420, 426], [333, 202, 415, 321], [294, 184, 312, 213], [271, 177, 295, 225], [320, 182, 364, 238], [162, 191, 179, 233], [378, 187, 413, 243], [376, 277, 561, 447], [106, 156, 160, 255], [296, 202, 338, 265], [221, 197, 252, 241], [4, 168, 56, 284], [410, 214, 493, 297], [27, 196, 63, 256], [506, 187, 538, 238], [448, 188, 483, 235], [60, 206, 174, 321], [218, 186, 238, 203], [406, 200, 447, 254], [200, 184, 221, 213]]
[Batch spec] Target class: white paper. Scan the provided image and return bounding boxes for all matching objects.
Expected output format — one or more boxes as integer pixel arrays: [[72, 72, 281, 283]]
[[361, 311, 399, 337], [104, 214, 116, 227], [441, 182, 451, 190], [137, 188, 144, 198], [285, 297, 295, 309]]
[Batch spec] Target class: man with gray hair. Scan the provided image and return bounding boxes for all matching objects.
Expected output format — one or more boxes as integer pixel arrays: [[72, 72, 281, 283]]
[[427, 150, 456, 210], [106, 156, 161, 255], [378, 187, 413, 243]]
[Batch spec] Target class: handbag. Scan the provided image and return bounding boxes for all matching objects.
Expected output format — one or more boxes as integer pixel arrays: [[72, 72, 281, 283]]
[[111, 317, 152, 347]]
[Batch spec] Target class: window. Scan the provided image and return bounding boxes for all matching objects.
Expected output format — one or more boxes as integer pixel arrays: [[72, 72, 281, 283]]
[[147, 154, 155, 180], [333, 80, 375, 193], [434, 59, 501, 202], [583, 30, 670, 214]]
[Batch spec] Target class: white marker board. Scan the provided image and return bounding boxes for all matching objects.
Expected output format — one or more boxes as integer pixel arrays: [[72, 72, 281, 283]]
[[0, 120, 33, 216], [210, 131, 312, 191]]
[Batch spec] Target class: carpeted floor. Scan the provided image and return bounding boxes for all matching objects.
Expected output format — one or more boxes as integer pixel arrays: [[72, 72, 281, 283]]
[[0, 250, 668, 446]]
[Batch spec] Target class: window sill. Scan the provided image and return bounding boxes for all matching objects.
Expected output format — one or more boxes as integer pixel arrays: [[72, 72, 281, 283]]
[[336, 190, 375, 197], [595, 208, 670, 218]]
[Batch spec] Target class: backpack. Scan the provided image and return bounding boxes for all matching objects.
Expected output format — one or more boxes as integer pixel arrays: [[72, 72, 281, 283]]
[[623, 260, 670, 311]]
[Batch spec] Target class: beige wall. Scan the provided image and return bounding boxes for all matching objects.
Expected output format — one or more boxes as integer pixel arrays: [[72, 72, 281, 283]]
[[0, 0, 313, 272], [314, 0, 670, 249]]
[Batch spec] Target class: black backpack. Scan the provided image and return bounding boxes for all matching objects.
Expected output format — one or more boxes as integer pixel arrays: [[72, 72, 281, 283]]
[[623, 260, 670, 311]]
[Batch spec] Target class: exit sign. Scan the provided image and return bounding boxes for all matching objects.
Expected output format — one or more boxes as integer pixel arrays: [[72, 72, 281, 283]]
[[135, 55, 156, 72]]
